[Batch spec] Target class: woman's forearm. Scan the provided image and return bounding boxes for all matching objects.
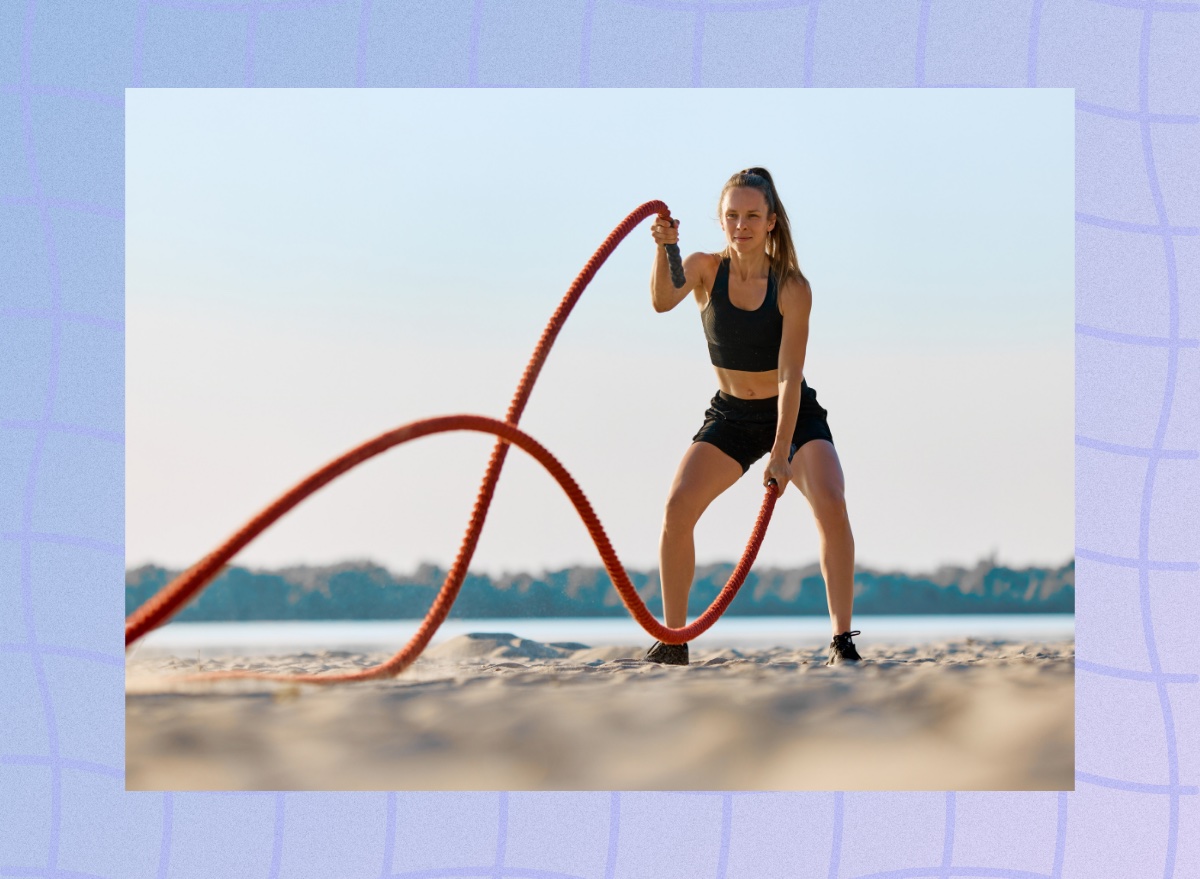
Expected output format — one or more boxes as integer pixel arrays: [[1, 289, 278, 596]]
[[771, 375, 803, 456], [650, 244, 677, 312]]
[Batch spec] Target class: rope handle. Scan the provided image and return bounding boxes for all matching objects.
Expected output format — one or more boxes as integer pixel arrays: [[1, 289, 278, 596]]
[[664, 243, 685, 288], [658, 212, 687, 288]]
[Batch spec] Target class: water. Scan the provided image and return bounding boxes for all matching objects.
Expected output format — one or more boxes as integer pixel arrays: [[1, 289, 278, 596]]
[[131, 614, 1074, 657]]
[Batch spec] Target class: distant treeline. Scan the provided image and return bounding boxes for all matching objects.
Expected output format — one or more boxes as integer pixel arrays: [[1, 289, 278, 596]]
[[126, 557, 1074, 621]]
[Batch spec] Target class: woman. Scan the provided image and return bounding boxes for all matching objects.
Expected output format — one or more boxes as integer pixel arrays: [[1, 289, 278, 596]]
[[645, 167, 860, 667]]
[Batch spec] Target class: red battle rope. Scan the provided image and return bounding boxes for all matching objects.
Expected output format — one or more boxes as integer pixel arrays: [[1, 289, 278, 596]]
[[124, 201, 781, 683]]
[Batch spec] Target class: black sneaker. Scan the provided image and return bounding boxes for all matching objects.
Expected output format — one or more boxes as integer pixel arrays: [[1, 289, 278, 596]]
[[644, 640, 689, 665], [826, 630, 862, 666]]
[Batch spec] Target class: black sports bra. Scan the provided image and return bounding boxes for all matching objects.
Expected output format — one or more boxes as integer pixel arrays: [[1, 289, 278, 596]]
[[701, 257, 783, 372]]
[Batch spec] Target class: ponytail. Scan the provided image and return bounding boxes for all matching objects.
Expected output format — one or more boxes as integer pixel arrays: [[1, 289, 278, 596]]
[[718, 167, 807, 289]]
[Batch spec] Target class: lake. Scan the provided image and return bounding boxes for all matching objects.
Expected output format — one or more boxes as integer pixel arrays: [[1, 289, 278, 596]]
[[130, 613, 1074, 657]]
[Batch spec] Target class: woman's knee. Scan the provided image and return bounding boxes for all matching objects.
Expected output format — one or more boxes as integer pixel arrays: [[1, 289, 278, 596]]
[[662, 488, 705, 531], [808, 483, 849, 522]]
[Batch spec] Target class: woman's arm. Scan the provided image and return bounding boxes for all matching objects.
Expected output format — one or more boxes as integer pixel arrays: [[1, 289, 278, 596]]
[[650, 218, 708, 312], [763, 275, 813, 494]]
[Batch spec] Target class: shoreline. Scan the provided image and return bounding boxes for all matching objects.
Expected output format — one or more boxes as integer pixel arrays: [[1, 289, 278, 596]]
[[128, 613, 1075, 657]]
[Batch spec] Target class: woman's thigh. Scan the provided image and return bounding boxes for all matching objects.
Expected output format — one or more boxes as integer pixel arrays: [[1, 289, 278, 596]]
[[664, 441, 744, 522], [789, 439, 846, 512]]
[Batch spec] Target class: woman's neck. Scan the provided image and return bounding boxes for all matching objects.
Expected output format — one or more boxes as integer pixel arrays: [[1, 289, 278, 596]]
[[727, 249, 771, 282]]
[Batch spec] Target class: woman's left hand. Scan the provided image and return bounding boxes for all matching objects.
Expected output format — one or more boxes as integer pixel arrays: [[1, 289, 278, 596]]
[[763, 453, 792, 496]]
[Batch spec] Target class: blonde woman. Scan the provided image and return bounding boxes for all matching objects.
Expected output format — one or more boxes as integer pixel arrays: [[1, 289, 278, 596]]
[[646, 167, 860, 667]]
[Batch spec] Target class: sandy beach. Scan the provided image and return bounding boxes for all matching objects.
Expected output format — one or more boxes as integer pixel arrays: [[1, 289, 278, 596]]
[[126, 633, 1074, 791]]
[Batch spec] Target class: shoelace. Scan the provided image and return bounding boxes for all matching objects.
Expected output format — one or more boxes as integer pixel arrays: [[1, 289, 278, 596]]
[[833, 630, 861, 645]]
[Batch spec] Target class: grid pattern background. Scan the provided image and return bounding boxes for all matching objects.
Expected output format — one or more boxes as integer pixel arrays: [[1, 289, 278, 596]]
[[1, 1, 1197, 877]]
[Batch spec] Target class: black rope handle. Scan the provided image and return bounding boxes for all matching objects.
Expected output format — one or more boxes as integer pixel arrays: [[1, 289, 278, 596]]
[[664, 242, 685, 288]]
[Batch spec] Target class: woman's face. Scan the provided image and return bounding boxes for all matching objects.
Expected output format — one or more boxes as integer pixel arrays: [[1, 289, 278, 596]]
[[720, 186, 775, 255]]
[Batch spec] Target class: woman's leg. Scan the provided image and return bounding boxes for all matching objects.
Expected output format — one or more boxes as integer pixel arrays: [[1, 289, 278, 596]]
[[790, 439, 855, 635], [659, 441, 743, 628]]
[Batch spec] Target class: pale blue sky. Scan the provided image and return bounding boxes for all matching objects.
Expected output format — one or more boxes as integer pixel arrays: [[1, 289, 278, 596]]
[[127, 88, 1073, 576]]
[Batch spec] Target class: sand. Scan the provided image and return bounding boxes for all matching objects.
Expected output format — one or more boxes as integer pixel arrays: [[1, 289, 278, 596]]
[[126, 633, 1074, 791]]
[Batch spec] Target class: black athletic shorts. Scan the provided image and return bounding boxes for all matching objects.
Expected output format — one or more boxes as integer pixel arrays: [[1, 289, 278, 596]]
[[691, 380, 834, 475]]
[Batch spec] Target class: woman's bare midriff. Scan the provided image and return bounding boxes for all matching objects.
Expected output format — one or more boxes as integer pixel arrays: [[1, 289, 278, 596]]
[[714, 365, 794, 400]]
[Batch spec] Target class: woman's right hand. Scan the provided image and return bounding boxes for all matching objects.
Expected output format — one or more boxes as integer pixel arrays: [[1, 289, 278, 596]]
[[650, 217, 699, 312], [651, 216, 679, 247]]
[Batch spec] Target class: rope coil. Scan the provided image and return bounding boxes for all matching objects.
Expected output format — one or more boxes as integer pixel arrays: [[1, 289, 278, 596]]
[[125, 201, 780, 683]]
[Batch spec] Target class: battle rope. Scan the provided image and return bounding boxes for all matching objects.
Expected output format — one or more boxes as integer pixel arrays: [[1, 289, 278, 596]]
[[125, 201, 781, 683]]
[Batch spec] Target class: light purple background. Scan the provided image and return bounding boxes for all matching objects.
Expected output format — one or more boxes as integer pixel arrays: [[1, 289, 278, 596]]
[[1, 2, 1196, 878]]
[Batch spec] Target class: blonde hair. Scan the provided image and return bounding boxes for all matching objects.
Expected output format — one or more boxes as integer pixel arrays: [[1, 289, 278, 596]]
[[718, 167, 808, 288]]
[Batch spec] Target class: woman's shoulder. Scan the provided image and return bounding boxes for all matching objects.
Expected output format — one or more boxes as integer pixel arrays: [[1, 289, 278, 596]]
[[685, 252, 724, 308], [688, 251, 724, 269], [779, 269, 810, 293], [683, 251, 724, 280], [776, 270, 812, 316]]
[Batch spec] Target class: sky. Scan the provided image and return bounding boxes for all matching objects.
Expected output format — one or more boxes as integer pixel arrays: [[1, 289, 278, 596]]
[[126, 88, 1073, 577]]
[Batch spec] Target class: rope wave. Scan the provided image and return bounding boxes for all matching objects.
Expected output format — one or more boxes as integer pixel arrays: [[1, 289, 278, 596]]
[[124, 201, 780, 683]]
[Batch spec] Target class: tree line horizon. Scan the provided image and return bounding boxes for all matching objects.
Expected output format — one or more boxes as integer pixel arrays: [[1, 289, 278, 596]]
[[126, 556, 1075, 621]]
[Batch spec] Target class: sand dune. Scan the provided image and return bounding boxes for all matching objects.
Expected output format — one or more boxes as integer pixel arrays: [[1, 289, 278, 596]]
[[126, 634, 1074, 791]]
